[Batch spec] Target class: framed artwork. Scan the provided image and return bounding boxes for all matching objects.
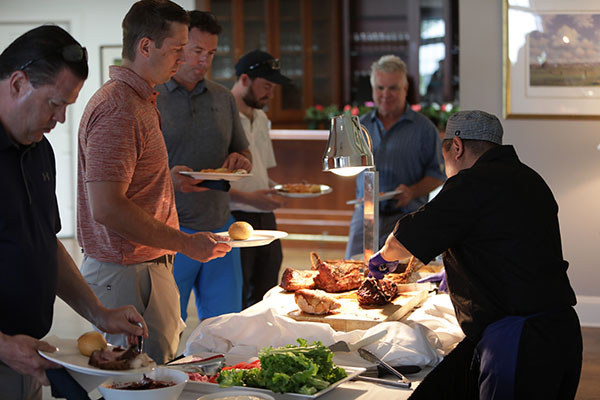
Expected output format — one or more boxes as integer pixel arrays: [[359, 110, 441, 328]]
[[503, 0, 600, 118], [100, 45, 122, 85]]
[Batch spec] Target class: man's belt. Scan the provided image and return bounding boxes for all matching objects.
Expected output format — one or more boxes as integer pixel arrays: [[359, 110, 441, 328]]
[[147, 254, 175, 264]]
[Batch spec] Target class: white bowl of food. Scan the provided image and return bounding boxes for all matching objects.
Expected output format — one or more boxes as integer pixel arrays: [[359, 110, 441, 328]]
[[97, 367, 188, 400], [197, 390, 275, 400]]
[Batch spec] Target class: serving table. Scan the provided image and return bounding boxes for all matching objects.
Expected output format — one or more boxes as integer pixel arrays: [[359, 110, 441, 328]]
[[179, 372, 429, 399], [177, 285, 463, 400]]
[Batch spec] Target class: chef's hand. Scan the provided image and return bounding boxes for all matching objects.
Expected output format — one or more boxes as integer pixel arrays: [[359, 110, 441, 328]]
[[93, 305, 148, 346], [393, 184, 413, 208], [222, 152, 252, 172], [368, 251, 399, 280], [183, 232, 231, 262], [171, 165, 210, 193], [247, 189, 285, 211], [0, 333, 60, 386], [417, 270, 448, 293]]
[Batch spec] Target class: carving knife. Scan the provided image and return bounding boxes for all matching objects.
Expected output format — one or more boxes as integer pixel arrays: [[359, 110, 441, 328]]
[[358, 348, 411, 388]]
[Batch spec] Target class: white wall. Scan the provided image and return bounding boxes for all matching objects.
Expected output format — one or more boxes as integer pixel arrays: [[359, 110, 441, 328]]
[[0, 0, 194, 236], [460, 0, 600, 325]]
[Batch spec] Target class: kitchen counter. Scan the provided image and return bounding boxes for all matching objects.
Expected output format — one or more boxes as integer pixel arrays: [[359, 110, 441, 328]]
[[270, 129, 329, 141]]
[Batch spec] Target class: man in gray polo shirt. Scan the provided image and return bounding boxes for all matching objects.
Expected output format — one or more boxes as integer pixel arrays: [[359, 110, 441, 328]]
[[156, 11, 251, 321]]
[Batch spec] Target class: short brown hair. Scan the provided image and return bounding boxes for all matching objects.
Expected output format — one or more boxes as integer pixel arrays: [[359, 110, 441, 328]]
[[189, 11, 222, 35], [121, 0, 190, 62]]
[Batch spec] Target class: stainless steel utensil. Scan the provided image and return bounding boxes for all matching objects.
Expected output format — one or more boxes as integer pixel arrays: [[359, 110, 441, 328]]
[[358, 348, 411, 388], [166, 354, 226, 375], [328, 329, 387, 352], [136, 322, 143, 353], [352, 375, 413, 389], [362, 364, 421, 378]]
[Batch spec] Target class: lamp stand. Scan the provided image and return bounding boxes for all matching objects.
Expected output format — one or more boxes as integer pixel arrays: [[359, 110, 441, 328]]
[[363, 169, 379, 269]]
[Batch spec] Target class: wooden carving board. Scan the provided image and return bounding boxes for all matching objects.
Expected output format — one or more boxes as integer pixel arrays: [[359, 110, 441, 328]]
[[287, 287, 430, 331]]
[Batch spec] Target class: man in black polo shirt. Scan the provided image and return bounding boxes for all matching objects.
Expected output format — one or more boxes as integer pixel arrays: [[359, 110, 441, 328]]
[[369, 110, 582, 399], [0, 26, 147, 399]]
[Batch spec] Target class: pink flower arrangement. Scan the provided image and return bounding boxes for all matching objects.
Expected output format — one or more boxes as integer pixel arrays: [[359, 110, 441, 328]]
[[306, 101, 458, 130]]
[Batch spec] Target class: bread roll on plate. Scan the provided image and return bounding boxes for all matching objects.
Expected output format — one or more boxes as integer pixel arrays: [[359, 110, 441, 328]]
[[77, 331, 107, 356], [228, 221, 254, 240]]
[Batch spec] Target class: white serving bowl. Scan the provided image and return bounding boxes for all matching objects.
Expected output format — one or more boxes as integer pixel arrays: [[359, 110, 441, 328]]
[[97, 367, 188, 400], [196, 390, 275, 400]]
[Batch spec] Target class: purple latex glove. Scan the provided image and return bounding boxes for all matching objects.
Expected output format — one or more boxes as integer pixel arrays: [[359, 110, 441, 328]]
[[368, 251, 399, 280], [417, 270, 448, 293]]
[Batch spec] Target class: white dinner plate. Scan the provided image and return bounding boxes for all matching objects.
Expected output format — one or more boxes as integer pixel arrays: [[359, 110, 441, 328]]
[[186, 352, 365, 399], [38, 336, 155, 377], [273, 184, 332, 198], [346, 190, 404, 205], [179, 171, 252, 182], [215, 230, 288, 247], [196, 390, 275, 400]]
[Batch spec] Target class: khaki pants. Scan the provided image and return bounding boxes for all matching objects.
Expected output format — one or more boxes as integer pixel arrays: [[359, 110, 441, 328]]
[[81, 256, 185, 364], [0, 361, 41, 400]]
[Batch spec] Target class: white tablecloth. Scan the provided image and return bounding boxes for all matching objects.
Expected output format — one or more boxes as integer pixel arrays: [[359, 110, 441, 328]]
[[180, 375, 428, 400], [181, 288, 463, 399]]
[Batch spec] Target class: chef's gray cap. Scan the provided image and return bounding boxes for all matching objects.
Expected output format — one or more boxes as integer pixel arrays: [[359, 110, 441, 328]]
[[444, 110, 503, 145]]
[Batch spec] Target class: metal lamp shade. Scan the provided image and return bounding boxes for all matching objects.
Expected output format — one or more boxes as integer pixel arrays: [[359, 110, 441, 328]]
[[322, 114, 379, 266], [323, 114, 374, 173]]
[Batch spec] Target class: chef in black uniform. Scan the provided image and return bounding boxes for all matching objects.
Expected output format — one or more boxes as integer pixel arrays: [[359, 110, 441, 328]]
[[368, 110, 582, 400]]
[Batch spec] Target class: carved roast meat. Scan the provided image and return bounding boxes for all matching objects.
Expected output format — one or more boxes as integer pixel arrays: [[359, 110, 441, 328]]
[[280, 252, 364, 293], [294, 288, 342, 315], [311, 252, 364, 293], [280, 267, 318, 291], [88, 345, 154, 370], [357, 277, 399, 306]]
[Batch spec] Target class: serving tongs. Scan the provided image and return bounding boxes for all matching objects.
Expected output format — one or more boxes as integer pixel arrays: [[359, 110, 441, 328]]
[[358, 348, 411, 388], [165, 354, 225, 375]]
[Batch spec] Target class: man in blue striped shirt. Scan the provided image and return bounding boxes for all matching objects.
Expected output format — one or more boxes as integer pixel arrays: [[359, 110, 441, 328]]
[[346, 55, 445, 259]]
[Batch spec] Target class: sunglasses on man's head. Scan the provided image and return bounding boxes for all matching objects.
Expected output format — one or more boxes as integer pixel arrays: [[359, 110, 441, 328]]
[[247, 58, 280, 72], [18, 44, 88, 71]]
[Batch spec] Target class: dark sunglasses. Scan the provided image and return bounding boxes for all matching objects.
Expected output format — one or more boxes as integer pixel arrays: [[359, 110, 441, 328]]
[[18, 44, 88, 71], [247, 58, 280, 72]]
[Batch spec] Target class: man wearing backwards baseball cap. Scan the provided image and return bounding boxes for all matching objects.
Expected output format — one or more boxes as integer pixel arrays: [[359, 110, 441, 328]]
[[234, 49, 291, 85], [229, 50, 290, 308], [369, 110, 582, 399]]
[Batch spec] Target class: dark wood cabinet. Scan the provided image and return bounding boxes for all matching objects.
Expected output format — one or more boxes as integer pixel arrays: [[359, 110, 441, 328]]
[[196, 0, 342, 128], [196, 0, 458, 125], [342, 0, 458, 106]]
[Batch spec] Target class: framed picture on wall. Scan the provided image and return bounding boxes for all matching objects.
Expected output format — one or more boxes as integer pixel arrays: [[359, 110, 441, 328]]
[[503, 0, 600, 118], [100, 45, 122, 85]]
